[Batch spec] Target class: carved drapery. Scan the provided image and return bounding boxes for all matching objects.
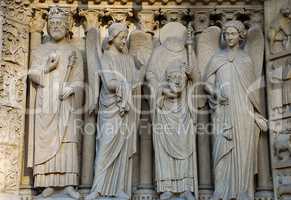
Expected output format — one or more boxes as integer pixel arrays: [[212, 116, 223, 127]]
[[0, 0, 278, 199]]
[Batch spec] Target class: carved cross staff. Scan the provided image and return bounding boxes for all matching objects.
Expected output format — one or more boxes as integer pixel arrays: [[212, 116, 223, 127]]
[[186, 22, 194, 71]]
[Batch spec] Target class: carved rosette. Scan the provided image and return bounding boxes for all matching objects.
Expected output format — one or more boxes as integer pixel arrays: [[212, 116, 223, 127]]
[[0, 0, 31, 196]]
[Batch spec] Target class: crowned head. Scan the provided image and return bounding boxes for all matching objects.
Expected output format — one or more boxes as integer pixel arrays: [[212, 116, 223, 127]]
[[47, 6, 72, 42]]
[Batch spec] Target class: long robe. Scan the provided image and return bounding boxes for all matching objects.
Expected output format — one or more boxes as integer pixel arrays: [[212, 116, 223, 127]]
[[29, 42, 84, 187], [90, 49, 138, 197], [146, 39, 198, 194], [205, 49, 263, 200]]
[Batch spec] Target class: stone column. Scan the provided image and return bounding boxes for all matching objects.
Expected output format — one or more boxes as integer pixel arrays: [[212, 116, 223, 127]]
[[197, 106, 213, 200], [133, 96, 157, 200], [79, 10, 101, 196], [255, 134, 273, 200], [19, 8, 46, 199]]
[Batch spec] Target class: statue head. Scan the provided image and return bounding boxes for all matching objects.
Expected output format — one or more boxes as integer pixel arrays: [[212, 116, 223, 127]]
[[223, 20, 247, 49], [280, 1, 291, 19], [166, 60, 187, 89], [107, 23, 128, 53], [47, 6, 71, 42]]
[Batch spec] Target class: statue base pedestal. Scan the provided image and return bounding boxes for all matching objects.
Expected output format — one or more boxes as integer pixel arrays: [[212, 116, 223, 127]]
[[255, 191, 274, 200], [20, 186, 35, 200], [133, 188, 158, 200], [198, 189, 213, 200], [0, 193, 21, 200]]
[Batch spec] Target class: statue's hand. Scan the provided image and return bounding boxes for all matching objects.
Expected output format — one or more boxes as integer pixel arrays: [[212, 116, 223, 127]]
[[45, 53, 59, 73], [255, 113, 268, 132], [162, 87, 178, 98], [88, 103, 97, 115], [59, 86, 74, 100]]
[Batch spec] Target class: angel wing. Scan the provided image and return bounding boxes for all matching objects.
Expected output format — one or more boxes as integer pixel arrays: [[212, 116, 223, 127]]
[[197, 26, 221, 78], [245, 25, 266, 115], [245, 25, 265, 78], [128, 30, 154, 130], [129, 30, 154, 84], [85, 28, 102, 115]]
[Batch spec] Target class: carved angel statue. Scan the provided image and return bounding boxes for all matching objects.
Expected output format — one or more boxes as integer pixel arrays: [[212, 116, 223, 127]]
[[146, 22, 200, 200], [85, 23, 146, 200], [27, 6, 84, 199], [198, 20, 268, 200]]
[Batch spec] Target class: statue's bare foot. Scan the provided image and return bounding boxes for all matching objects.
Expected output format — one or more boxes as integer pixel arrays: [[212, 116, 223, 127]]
[[211, 192, 221, 200], [160, 191, 173, 200], [180, 191, 195, 200], [41, 187, 55, 198], [238, 192, 251, 200], [64, 186, 80, 199], [85, 192, 100, 200], [117, 191, 130, 200]]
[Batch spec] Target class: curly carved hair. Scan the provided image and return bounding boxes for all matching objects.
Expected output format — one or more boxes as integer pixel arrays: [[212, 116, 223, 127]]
[[223, 20, 247, 40]]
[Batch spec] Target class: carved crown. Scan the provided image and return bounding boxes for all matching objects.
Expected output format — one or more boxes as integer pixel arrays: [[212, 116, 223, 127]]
[[48, 6, 70, 21]]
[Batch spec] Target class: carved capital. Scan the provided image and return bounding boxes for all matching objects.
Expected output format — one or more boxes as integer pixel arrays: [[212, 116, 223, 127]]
[[79, 9, 103, 31], [30, 9, 47, 33], [157, 9, 193, 27], [104, 8, 133, 24], [136, 12, 158, 33]]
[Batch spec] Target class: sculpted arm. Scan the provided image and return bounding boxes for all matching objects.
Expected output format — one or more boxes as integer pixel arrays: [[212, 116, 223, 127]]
[[28, 50, 59, 87], [100, 54, 120, 93]]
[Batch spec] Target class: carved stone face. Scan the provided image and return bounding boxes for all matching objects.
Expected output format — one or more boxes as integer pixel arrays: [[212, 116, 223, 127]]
[[47, 18, 67, 42], [167, 71, 186, 91], [224, 27, 240, 49], [112, 30, 128, 52]]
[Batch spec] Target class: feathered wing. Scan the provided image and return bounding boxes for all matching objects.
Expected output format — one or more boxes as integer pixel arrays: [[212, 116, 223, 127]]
[[128, 30, 154, 135], [197, 26, 221, 79], [86, 28, 102, 114], [245, 25, 265, 79], [245, 25, 266, 115]]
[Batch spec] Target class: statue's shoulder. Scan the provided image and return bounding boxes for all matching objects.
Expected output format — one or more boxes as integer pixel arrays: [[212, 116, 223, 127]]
[[32, 43, 53, 56], [209, 51, 227, 64]]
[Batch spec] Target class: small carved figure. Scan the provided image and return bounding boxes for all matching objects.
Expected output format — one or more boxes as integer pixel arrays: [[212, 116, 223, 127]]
[[269, 2, 291, 54], [27, 6, 84, 199], [274, 131, 291, 160]]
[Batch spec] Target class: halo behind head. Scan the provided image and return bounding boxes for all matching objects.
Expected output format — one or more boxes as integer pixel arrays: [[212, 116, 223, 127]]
[[160, 22, 187, 45]]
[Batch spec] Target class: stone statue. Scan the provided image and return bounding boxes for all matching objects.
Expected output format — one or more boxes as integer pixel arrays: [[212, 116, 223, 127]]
[[269, 1, 291, 54], [146, 22, 200, 200], [200, 21, 268, 200], [27, 6, 84, 199], [85, 23, 141, 200], [281, 58, 291, 106]]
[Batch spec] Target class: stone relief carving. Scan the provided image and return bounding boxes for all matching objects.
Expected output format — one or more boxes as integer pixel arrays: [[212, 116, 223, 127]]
[[0, 0, 278, 200], [269, 0, 291, 54], [27, 6, 84, 199], [0, 0, 31, 197], [273, 130, 291, 161]]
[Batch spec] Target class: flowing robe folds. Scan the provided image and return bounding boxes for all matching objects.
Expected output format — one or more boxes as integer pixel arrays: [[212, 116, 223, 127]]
[[205, 50, 263, 200], [90, 50, 138, 197], [146, 39, 199, 194], [28, 43, 84, 187]]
